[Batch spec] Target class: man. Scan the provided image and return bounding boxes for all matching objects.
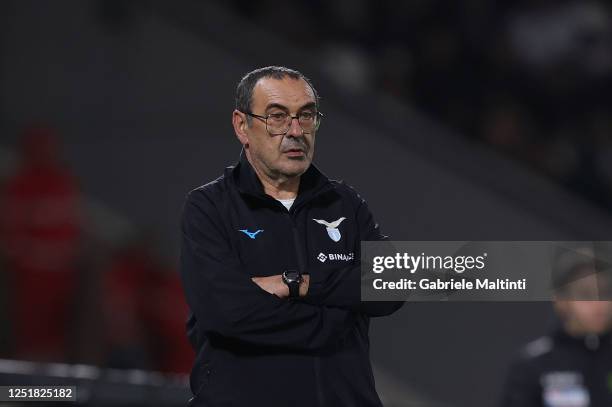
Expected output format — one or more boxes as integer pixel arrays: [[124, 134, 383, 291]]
[[1, 124, 82, 361], [500, 248, 612, 407], [179, 66, 403, 406]]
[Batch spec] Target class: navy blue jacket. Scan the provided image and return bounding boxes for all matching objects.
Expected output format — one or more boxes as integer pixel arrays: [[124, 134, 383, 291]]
[[501, 327, 612, 407], [180, 151, 404, 406]]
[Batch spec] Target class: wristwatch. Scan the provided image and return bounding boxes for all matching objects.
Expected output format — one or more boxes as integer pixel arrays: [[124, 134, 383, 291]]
[[282, 270, 303, 298]]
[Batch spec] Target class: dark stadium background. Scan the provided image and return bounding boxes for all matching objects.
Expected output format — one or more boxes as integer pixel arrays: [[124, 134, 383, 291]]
[[1, 1, 611, 406]]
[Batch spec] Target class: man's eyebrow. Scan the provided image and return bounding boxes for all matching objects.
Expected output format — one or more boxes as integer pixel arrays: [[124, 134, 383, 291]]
[[264, 102, 317, 112], [298, 102, 317, 111], [264, 103, 289, 112]]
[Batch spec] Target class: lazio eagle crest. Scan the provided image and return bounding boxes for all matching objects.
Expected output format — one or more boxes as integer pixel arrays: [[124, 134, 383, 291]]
[[312, 217, 346, 242]]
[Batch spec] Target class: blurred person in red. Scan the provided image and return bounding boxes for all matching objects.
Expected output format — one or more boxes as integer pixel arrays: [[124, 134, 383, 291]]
[[101, 238, 193, 373], [0, 124, 82, 361], [101, 242, 153, 370], [143, 266, 194, 374]]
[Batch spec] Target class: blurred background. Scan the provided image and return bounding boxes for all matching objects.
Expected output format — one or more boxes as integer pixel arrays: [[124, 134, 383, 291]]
[[0, 0, 611, 406]]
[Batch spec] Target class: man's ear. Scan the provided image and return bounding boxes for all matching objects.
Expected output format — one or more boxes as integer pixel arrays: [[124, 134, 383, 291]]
[[233, 110, 249, 146]]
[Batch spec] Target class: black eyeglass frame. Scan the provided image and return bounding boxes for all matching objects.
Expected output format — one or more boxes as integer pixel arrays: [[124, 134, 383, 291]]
[[242, 110, 324, 136]]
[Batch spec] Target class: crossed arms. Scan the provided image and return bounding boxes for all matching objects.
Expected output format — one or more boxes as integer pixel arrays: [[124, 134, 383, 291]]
[[179, 190, 404, 351]]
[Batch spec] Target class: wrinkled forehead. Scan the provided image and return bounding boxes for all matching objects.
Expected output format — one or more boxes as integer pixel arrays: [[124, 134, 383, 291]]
[[251, 77, 316, 112]]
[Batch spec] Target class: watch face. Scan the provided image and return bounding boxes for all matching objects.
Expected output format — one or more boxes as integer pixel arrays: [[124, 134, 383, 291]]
[[284, 271, 301, 283]]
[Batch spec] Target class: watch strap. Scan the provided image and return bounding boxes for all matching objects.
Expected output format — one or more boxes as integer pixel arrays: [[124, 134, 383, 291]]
[[288, 281, 300, 298]]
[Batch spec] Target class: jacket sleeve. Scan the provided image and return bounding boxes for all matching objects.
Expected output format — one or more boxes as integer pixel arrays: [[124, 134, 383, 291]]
[[179, 190, 355, 351], [304, 190, 405, 317]]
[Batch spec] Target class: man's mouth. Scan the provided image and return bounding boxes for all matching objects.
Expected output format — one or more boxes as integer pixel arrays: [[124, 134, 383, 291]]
[[284, 148, 305, 157]]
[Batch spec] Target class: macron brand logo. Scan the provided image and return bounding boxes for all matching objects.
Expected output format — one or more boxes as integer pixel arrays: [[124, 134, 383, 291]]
[[317, 252, 354, 263], [239, 229, 264, 239], [312, 217, 346, 242]]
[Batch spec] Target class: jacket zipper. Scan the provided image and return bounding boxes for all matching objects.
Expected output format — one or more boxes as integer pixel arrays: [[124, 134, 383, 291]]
[[287, 211, 325, 407], [253, 188, 332, 407]]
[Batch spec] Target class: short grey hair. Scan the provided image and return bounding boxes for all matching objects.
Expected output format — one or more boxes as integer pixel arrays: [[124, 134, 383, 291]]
[[235, 66, 320, 125]]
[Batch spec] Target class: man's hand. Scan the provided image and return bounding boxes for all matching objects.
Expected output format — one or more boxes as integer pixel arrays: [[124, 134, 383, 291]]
[[251, 274, 310, 298], [251, 275, 288, 298]]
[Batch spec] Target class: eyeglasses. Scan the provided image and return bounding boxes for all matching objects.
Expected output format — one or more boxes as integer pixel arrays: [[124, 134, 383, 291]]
[[243, 110, 323, 136]]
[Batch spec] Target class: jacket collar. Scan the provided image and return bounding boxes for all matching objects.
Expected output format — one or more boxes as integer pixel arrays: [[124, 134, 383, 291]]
[[553, 324, 611, 351], [227, 148, 333, 205]]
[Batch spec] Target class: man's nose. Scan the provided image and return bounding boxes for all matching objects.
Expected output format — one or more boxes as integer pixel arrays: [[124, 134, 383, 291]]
[[285, 116, 303, 137]]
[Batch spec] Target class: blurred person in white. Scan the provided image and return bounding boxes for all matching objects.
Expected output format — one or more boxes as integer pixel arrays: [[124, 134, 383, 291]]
[[501, 247, 612, 407]]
